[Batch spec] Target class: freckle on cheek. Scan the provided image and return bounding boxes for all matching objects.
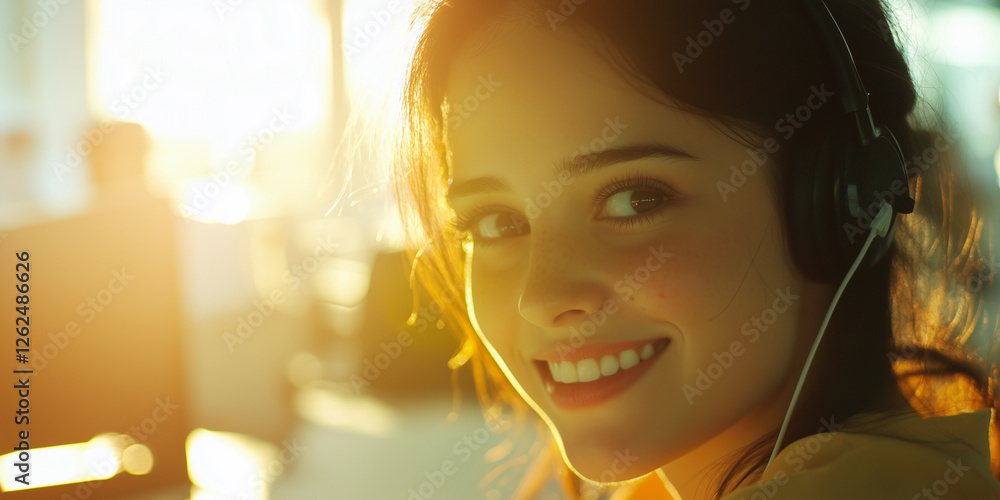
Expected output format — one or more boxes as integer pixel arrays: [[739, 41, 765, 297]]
[[658, 291, 664, 299]]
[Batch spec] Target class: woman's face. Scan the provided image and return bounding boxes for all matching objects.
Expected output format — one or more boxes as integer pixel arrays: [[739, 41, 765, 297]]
[[444, 19, 822, 481]]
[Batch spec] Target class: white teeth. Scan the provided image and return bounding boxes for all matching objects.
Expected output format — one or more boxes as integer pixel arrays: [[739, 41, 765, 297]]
[[546, 342, 662, 384], [576, 358, 600, 382], [619, 349, 640, 370], [600, 355, 619, 376], [640, 343, 654, 361], [560, 361, 578, 383]]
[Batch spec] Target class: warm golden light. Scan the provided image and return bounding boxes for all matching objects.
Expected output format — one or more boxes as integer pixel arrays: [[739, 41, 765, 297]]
[[342, 0, 421, 119], [84, 434, 121, 480], [314, 258, 372, 306], [0, 433, 140, 492], [91, 0, 330, 138], [122, 444, 154, 475], [186, 429, 280, 500], [174, 181, 253, 225], [88, 0, 335, 224], [294, 381, 399, 437], [191, 487, 247, 500], [287, 351, 323, 387]]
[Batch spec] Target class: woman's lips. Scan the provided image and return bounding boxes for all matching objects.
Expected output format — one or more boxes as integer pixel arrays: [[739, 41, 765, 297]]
[[532, 338, 670, 410]]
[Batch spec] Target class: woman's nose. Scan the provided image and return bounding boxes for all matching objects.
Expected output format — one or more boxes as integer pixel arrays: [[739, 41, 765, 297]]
[[515, 234, 609, 330]]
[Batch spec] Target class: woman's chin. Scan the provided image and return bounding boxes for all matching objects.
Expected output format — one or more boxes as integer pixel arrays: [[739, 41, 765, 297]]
[[560, 443, 651, 484]]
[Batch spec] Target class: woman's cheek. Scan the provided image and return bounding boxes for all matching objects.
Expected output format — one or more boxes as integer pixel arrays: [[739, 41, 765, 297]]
[[469, 262, 519, 351], [623, 246, 725, 319]]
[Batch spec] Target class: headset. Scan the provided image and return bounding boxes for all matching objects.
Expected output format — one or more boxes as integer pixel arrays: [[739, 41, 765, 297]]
[[787, 0, 916, 283], [768, 0, 917, 466]]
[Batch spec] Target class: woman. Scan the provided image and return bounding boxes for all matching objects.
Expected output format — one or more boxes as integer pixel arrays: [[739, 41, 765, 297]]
[[387, 0, 1000, 498]]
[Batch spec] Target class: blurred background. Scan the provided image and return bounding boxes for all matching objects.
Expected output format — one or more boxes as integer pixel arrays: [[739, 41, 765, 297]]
[[0, 0, 997, 499]]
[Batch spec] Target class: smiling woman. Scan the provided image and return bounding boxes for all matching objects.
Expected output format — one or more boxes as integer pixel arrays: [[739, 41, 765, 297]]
[[388, 1, 1000, 499]]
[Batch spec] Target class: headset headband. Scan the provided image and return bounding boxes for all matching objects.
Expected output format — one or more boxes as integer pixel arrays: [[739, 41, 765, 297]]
[[799, 0, 879, 146]]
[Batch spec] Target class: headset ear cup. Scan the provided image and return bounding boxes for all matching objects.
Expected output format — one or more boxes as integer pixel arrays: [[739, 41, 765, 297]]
[[787, 123, 912, 283], [834, 129, 913, 272], [786, 126, 857, 283]]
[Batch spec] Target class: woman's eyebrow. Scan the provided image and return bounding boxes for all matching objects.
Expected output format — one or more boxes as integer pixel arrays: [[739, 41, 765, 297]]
[[563, 142, 699, 175], [446, 142, 699, 202]]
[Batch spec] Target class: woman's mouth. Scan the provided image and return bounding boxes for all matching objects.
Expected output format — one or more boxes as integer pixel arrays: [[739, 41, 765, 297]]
[[532, 338, 670, 410]]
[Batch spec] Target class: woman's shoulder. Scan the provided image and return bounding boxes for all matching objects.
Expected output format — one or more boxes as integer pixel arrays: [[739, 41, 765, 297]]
[[724, 409, 1000, 500]]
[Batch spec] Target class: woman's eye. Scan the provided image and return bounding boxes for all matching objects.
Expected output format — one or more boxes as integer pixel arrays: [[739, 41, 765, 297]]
[[453, 176, 673, 243], [602, 188, 666, 217], [475, 212, 530, 240]]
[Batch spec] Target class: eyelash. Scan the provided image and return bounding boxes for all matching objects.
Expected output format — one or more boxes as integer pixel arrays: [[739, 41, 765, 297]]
[[449, 205, 493, 233], [593, 173, 677, 228], [449, 204, 513, 249], [448, 173, 676, 246]]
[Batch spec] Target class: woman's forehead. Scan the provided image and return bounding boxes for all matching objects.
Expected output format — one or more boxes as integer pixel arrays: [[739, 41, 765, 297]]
[[442, 24, 726, 180]]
